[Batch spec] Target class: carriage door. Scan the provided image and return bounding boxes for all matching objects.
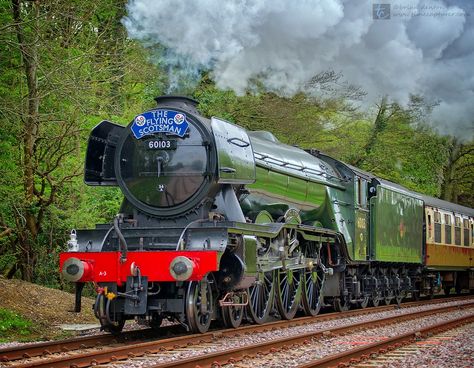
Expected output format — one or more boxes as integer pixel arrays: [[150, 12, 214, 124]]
[[354, 176, 369, 260]]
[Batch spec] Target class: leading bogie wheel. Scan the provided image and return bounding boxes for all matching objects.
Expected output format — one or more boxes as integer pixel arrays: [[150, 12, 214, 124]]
[[95, 294, 125, 334], [101, 318, 125, 334], [186, 277, 214, 333], [221, 305, 244, 328]]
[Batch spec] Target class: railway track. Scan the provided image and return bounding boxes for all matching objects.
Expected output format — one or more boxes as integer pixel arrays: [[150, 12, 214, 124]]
[[294, 312, 473, 368], [0, 326, 184, 362], [151, 300, 474, 368], [351, 322, 474, 367], [1, 295, 472, 368]]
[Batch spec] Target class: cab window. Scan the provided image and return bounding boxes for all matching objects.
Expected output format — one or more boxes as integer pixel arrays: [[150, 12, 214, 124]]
[[356, 177, 368, 209]]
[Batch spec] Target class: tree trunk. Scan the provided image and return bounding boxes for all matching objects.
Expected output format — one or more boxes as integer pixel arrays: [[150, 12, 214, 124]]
[[12, 0, 41, 281], [353, 96, 388, 167]]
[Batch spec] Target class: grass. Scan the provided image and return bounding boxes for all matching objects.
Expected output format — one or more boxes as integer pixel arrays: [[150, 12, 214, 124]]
[[0, 308, 36, 342]]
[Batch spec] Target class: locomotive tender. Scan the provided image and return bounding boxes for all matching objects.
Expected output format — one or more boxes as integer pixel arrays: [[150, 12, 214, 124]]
[[60, 96, 474, 333]]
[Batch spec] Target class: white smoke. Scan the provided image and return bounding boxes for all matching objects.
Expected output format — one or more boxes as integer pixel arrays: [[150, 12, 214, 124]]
[[123, 0, 474, 137]]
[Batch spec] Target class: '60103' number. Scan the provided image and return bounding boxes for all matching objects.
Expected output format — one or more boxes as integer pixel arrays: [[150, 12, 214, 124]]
[[147, 140, 176, 150]]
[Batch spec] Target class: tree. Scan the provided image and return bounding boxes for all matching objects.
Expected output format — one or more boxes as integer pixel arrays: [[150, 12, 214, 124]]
[[440, 138, 474, 206], [0, 0, 159, 282]]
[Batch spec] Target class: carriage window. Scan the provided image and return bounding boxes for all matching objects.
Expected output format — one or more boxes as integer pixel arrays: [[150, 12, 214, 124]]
[[444, 214, 452, 244], [444, 214, 451, 225], [434, 212, 441, 243], [463, 219, 470, 246], [427, 214, 433, 239], [454, 216, 461, 245], [472, 223, 474, 247]]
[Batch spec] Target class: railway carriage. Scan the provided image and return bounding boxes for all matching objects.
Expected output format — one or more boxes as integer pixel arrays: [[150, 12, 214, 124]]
[[422, 197, 474, 294], [60, 96, 474, 333]]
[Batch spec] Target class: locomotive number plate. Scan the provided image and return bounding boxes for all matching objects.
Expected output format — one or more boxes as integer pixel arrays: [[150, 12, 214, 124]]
[[146, 139, 177, 150]]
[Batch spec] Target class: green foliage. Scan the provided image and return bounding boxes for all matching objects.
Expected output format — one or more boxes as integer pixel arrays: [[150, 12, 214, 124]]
[[440, 138, 474, 206], [0, 308, 35, 341], [352, 99, 450, 196], [0, 0, 162, 284]]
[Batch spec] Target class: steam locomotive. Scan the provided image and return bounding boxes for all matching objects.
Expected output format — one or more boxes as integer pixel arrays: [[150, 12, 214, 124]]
[[60, 96, 474, 333]]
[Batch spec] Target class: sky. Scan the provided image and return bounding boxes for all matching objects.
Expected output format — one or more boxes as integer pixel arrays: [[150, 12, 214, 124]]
[[123, 0, 474, 138]]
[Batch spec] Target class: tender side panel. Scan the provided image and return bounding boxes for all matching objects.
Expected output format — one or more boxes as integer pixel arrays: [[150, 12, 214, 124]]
[[425, 205, 474, 269], [370, 185, 423, 263]]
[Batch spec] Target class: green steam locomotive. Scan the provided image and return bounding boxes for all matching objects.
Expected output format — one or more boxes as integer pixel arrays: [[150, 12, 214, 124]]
[[60, 96, 474, 333]]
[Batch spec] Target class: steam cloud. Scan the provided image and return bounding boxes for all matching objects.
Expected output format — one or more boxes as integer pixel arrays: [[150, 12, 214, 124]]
[[123, 0, 474, 137]]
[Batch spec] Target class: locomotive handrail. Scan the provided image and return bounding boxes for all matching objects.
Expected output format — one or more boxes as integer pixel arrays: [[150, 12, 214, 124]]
[[175, 219, 208, 250], [113, 215, 128, 262], [193, 220, 341, 242]]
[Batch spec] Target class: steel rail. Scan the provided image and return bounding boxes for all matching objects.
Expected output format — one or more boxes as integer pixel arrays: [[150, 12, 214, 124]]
[[297, 314, 474, 367], [7, 299, 471, 368], [0, 297, 416, 362], [1, 295, 471, 366], [146, 302, 474, 368], [0, 326, 183, 362]]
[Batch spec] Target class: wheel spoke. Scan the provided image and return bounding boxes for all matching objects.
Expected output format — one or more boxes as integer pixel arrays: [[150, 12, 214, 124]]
[[276, 269, 302, 320], [302, 267, 324, 316], [248, 272, 274, 324]]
